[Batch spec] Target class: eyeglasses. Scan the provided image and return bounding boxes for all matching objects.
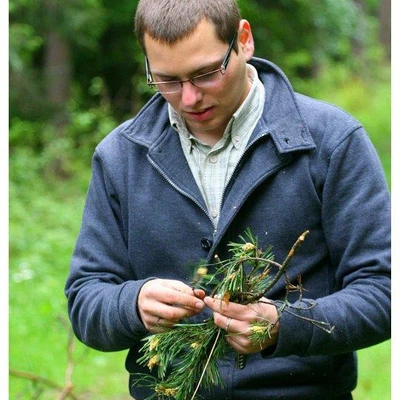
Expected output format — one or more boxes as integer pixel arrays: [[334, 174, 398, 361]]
[[145, 32, 237, 94]]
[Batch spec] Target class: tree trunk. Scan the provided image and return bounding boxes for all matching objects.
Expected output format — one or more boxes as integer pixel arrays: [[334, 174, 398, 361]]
[[43, 28, 73, 178], [44, 30, 72, 134], [352, 0, 365, 58], [379, 0, 391, 59]]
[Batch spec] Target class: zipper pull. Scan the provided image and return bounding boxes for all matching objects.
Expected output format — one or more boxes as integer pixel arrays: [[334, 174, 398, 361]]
[[235, 353, 246, 369]]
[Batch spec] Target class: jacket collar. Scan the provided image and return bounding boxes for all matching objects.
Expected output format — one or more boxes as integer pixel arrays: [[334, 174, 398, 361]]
[[121, 57, 315, 154], [248, 57, 315, 153]]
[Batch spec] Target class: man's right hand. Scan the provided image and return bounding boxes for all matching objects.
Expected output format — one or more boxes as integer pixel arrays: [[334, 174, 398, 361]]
[[137, 279, 206, 333]]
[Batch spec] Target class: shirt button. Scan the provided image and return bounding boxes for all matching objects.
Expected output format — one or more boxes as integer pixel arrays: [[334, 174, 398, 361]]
[[209, 155, 218, 163], [200, 238, 213, 251], [211, 209, 219, 219]]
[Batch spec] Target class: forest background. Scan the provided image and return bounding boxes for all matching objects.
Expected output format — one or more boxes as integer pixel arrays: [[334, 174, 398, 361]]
[[8, 0, 392, 399]]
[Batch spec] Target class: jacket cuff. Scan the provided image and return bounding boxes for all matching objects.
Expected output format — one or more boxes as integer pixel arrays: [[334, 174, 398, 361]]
[[118, 278, 156, 337], [261, 301, 315, 358]]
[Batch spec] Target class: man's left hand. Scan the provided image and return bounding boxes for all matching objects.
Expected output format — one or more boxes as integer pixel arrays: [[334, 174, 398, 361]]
[[204, 296, 279, 354]]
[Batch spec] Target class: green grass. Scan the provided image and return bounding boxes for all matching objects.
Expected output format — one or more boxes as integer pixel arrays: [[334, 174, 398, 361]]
[[9, 155, 130, 399], [9, 68, 391, 399], [353, 341, 391, 400]]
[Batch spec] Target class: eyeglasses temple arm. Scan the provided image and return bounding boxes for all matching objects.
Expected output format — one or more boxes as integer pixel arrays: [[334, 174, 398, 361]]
[[145, 57, 153, 84], [221, 32, 238, 70]]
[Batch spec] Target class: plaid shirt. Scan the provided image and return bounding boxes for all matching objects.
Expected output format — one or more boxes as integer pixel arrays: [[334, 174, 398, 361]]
[[169, 64, 265, 226]]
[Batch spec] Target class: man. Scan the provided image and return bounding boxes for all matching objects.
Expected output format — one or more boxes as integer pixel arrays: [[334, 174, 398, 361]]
[[65, 0, 391, 399]]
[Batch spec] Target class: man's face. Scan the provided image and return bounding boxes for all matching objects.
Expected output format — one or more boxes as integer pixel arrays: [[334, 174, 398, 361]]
[[144, 19, 254, 144]]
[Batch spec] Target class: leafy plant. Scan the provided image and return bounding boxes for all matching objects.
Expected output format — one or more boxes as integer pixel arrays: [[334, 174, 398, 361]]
[[132, 229, 334, 400]]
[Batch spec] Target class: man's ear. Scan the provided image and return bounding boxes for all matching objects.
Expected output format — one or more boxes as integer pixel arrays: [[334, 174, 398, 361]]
[[238, 19, 255, 61]]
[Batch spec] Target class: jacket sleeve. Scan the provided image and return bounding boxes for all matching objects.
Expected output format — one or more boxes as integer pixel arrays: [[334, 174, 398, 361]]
[[271, 126, 391, 357], [65, 149, 149, 352]]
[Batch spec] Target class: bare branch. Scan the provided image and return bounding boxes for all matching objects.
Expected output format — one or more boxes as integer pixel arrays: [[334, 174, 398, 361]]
[[9, 368, 80, 400]]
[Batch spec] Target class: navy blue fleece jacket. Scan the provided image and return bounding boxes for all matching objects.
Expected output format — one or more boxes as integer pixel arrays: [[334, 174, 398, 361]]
[[65, 58, 390, 400]]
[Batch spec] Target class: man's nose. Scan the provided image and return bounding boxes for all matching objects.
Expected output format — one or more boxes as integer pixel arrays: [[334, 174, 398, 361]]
[[180, 80, 202, 107]]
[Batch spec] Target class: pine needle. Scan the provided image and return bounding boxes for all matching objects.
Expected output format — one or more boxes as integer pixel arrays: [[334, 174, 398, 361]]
[[190, 328, 222, 400]]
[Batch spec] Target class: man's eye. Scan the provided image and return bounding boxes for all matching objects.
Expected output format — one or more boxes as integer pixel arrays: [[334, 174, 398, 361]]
[[193, 70, 219, 83], [164, 78, 179, 83], [154, 76, 176, 82]]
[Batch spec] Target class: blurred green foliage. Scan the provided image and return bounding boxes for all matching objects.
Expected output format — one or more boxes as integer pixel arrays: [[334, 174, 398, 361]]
[[9, 0, 390, 398], [9, 0, 388, 162]]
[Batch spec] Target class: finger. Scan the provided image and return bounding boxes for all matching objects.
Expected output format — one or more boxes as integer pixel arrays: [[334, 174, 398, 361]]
[[192, 288, 206, 299], [153, 301, 199, 323], [138, 297, 188, 331], [140, 301, 202, 333], [204, 296, 249, 319], [205, 296, 277, 323], [155, 315, 175, 329], [153, 280, 205, 311], [225, 335, 255, 354], [221, 319, 256, 354], [166, 280, 205, 298], [212, 313, 245, 336], [149, 317, 175, 333]]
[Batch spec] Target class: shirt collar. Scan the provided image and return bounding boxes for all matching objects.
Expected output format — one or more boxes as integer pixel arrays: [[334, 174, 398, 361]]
[[169, 63, 265, 151]]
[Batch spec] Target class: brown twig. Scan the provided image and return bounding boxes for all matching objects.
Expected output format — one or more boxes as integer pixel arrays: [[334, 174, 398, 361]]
[[57, 328, 76, 400], [9, 368, 80, 400], [239, 231, 310, 305], [268, 230, 309, 293], [10, 321, 81, 400]]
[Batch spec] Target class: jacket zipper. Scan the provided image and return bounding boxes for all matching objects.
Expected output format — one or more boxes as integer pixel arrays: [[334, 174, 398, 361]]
[[218, 131, 271, 371], [148, 131, 277, 251], [217, 131, 270, 224]]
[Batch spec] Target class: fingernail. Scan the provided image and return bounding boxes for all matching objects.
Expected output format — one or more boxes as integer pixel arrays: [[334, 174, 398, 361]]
[[196, 301, 205, 309]]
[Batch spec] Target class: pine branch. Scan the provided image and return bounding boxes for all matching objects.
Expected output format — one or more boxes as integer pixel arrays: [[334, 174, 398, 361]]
[[132, 228, 333, 399]]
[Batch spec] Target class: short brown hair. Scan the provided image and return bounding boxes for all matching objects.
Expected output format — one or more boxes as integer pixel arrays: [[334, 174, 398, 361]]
[[134, 0, 241, 53]]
